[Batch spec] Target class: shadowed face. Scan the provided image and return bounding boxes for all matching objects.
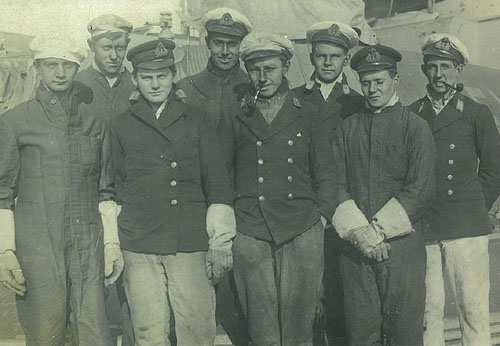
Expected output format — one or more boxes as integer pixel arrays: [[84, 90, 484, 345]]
[[133, 67, 174, 106], [36, 58, 79, 92], [359, 69, 399, 109], [89, 34, 129, 76], [207, 32, 242, 71], [422, 56, 462, 96], [246, 56, 288, 98], [310, 42, 348, 84]]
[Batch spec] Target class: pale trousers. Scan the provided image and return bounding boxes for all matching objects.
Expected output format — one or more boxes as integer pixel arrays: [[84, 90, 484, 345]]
[[122, 250, 216, 346], [424, 236, 491, 346]]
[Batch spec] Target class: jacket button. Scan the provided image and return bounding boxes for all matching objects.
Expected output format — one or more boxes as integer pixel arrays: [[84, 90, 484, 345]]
[[160, 155, 164, 159], [259, 195, 265, 202], [258, 159, 264, 165], [258, 177, 264, 183], [288, 193, 294, 200], [288, 140, 294, 146], [171, 161, 177, 168], [287, 158, 294, 164], [287, 176, 293, 182], [256, 140, 262, 146], [50, 99, 57, 105], [448, 159, 454, 165], [449, 143, 455, 150], [447, 174, 453, 181], [170, 199, 178, 206], [447, 189, 454, 196], [170, 180, 177, 187]]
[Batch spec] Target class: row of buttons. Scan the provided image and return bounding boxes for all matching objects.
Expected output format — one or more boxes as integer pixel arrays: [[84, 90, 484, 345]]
[[257, 158, 294, 165], [257, 176, 293, 183], [256, 140, 295, 146], [258, 193, 295, 202]]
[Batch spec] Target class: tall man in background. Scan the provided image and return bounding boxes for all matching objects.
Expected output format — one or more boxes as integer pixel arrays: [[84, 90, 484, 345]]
[[409, 34, 500, 346], [177, 8, 252, 344], [75, 14, 136, 345], [332, 45, 436, 345], [292, 21, 361, 345]]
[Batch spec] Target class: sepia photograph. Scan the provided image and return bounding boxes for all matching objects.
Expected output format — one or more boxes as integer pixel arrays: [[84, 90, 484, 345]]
[[0, 0, 500, 345]]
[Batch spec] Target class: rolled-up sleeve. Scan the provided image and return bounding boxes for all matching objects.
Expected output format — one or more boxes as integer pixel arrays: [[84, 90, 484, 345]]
[[0, 117, 20, 210]]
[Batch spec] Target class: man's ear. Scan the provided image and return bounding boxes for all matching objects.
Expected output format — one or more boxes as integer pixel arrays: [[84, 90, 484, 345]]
[[87, 39, 95, 53], [204, 35, 210, 48], [131, 73, 138, 86], [343, 53, 351, 67], [420, 64, 427, 76], [393, 72, 400, 86], [309, 51, 314, 66], [456, 63, 464, 75]]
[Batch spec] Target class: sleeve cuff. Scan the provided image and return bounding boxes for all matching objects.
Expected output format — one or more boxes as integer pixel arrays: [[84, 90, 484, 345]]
[[331, 199, 369, 239], [0, 209, 15, 252], [99, 201, 120, 245], [372, 197, 413, 239], [206, 203, 236, 250]]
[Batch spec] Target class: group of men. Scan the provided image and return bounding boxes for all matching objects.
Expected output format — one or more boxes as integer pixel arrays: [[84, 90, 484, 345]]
[[0, 6, 499, 346]]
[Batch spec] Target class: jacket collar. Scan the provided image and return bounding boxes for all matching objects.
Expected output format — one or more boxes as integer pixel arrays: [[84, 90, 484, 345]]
[[89, 63, 130, 88], [237, 82, 303, 139], [417, 92, 464, 133], [206, 57, 242, 79]]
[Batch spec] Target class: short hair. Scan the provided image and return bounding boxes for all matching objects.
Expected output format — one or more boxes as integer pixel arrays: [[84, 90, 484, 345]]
[[387, 67, 398, 78]]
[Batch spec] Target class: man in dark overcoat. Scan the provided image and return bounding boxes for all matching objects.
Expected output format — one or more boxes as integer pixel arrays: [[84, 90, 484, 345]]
[[109, 38, 235, 346], [331, 45, 436, 346], [231, 31, 338, 346], [0, 33, 121, 346], [409, 33, 500, 346]]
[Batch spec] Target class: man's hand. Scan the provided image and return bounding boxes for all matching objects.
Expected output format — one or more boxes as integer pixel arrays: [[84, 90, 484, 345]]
[[0, 251, 26, 296], [367, 242, 391, 262], [104, 243, 123, 287], [348, 224, 385, 256], [206, 248, 232, 286]]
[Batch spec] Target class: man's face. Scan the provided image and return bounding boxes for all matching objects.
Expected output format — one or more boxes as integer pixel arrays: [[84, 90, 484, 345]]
[[206, 32, 241, 71], [310, 42, 348, 83], [89, 34, 129, 76], [36, 58, 79, 93], [132, 67, 174, 106], [247, 56, 288, 98], [359, 69, 399, 109], [422, 56, 462, 95]]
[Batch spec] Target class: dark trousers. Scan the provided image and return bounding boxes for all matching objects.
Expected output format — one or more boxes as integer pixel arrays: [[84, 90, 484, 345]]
[[339, 232, 426, 346], [233, 221, 324, 346]]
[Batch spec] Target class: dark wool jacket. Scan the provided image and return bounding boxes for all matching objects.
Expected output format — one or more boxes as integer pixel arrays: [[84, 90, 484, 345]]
[[409, 92, 500, 240], [110, 87, 233, 255]]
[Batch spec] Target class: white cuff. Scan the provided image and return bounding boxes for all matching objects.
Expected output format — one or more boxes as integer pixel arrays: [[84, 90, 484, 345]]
[[332, 200, 369, 239], [99, 201, 120, 245], [0, 209, 15, 253], [372, 197, 412, 239], [206, 203, 236, 251]]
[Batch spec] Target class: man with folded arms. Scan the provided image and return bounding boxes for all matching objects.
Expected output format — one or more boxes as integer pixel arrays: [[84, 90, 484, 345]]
[[331, 44, 436, 345]]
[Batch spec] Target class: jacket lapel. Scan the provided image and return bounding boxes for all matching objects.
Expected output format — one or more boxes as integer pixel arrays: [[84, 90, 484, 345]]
[[261, 93, 302, 140], [235, 102, 269, 139], [425, 95, 463, 133], [157, 97, 186, 132], [130, 99, 170, 141]]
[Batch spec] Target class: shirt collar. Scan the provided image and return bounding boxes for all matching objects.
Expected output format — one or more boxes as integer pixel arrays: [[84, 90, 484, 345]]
[[425, 84, 456, 116], [367, 92, 400, 114], [314, 73, 343, 101], [155, 98, 168, 119]]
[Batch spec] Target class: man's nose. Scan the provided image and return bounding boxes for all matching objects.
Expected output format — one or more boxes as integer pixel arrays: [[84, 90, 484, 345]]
[[435, 66, 442, 78], [110, 48, 118, 60], [368, 83, 377, 93], [151, 77, 160, 89], [222, 43, 229, 55], [258, 70, 266, 83], [55, 64, 65, 78]]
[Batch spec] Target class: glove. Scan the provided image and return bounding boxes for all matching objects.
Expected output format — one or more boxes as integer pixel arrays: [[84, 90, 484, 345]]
[[0, 250, 26, 296], [104, 243, 123, 287], [206, 204, 236, 250], [372, 197, 413, 239], [367, 242, 391, 262], [347, 224, 385, 256], [206, 248, 232, 286]]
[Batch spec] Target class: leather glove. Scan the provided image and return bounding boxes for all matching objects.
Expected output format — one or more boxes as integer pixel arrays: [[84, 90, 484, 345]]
[[348, 224, 385, 256], [104, 243, 123, 287], [367, 242, 391, 262], [206, 248, 232, 286], [0, 250, 26, 296]]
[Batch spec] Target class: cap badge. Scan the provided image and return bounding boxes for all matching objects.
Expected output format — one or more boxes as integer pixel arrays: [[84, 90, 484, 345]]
[[327, 24, 340, 37], [154, 42, 169, 58], [435, 37, 451, 51], [220, 13, 234, 26], [366, 48, 381, 63]]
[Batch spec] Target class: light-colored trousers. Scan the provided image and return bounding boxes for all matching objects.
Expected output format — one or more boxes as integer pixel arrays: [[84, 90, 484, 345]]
[[122, 250, 216, 346], [424, 235, 491, 346]]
